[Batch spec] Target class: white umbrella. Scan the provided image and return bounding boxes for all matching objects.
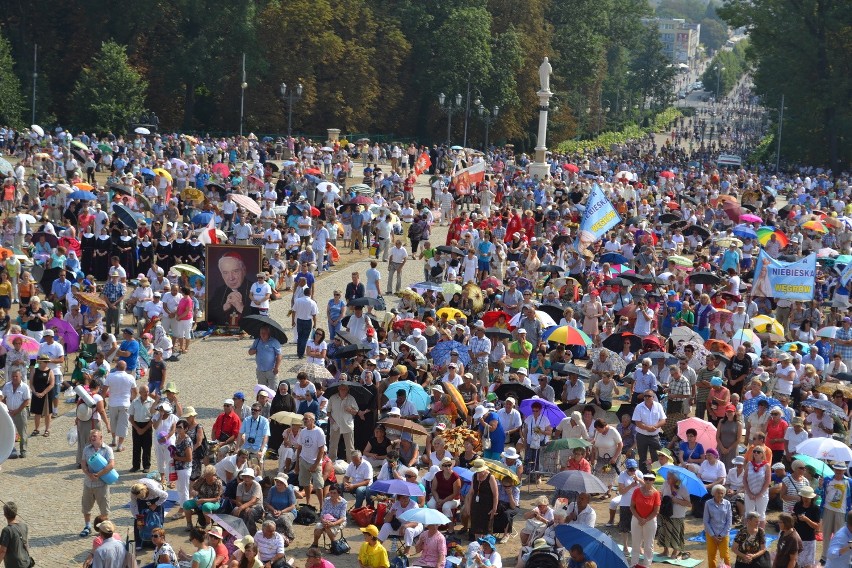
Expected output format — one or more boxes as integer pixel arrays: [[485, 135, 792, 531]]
[[230, 193, 262, 217], [55, 183, 73, 194], [795, 437, 852, 463], [509, 310, 557, 329], [134, 127, 150, 135], [170, 158, 187, 169], [316, 181, 338, 194], [31, 125, 44, 137], [19, 214, 37, 225], [321, 146, 334, 152], [670, 326, 703, 346]]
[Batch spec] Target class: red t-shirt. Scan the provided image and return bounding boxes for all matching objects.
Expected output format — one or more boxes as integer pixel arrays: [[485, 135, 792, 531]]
[[766, 418, 789, 451], [434, 471, 460, 500], [631, 488, 661, 518]]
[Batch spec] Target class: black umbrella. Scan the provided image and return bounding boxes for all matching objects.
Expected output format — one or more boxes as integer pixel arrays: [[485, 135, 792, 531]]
[[538, 304, 565, 323], [681, 195, 698, 205], [32, 231, 59, 248], [494, 383, 536, 402], [113, 203, 138, 229], [334, 343, 374, 358], [741, 203, 757, 212], [551, 235, 570, 249], [206, 182, 225, 191], [436, 245, 465, 256], [265, 162, 280, 172], [325, 381, 373, 408], [831, 372, 852, 382], [602, 332, 642, 353], [620, 273, 646, 284], [334, 330, 359, 345], [659, 213, 679, 224], [779, 254, 798, 262], [778, 205, 794, 219], [559, 363, 591, 378], [616, 403, 636, 421], [484, 327, 513, 340], [341, 313, 381, 328], [347, 297, 383, 309], [689, 272, 722, 286], [640, 276, 670, 287], [108, 182, 133, 196], [632, 288, 647, 298], [711, 352, 732, 366], [537, 265, 564, 274], [239, 314, 289, 344], [669, 220, 690, 230], [603, 277, 631, 288], [624, 216, 641, 227], [684, 225, 711, 238]]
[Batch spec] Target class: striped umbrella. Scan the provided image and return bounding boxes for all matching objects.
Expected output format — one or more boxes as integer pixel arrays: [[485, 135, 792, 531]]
[[544, 325, 592, 347], [756, 226, 789, 247]]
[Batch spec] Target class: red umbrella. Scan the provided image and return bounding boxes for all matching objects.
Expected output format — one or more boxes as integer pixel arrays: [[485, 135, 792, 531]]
[[392, 319, 426, 331], [482, 310, 512, 328], [305, 168, 322, 175], [310, 206, 321, 217], [350, 195, 374, 205], [666, 201, 680, 210], [660, 171, 675, 179], [247, 175, 264, 186], [481, 276, 502, 290], [562, 163, 579, 173], [211, 163, 230, 177]]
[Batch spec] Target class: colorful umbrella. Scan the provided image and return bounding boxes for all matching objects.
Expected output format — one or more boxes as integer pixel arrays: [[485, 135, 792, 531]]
[[398, 508, 451, 526], [368, 479, 425, 496], [802, 220, 828, 234], [740, 213, 763, 223], [1, 334, 41, 355], [508, 310, 557, 329], [443, 382, 468, 419], [793, 454, 834, 478], [660, 171, 676, 179], [70, 140, 88, 151], [211, 163, 230, 177], [230, 194, 262, 217], [795, 437, 852, 463], [480, 276, 502, 290], [46, 317, 80, 353], [554, 525, 628, 568], [714, 236, 744, 248], [741, 395, 782, 418], [547, 470, 607, 493], [543, 325, 592, 347], [704, 339, 734, 358], [544, 438, 591, 453], [481, 458, 521, 485], [392, 319, 426, 331], [751, 315, 785, 337], [563, 163, 580, 173], [756, 226, 789, 247], [817, 326, 839, 339], [171, 264, 203, 277], [182, 188, 205, 203], [731, 329, 762, 355], [677, 417, 717, 451], [442, 282, 462, 296], [377, 417, 429, 437], [481, 310, 511, 328], [436, 307, 465, 321], [74, 291, 108, 310]]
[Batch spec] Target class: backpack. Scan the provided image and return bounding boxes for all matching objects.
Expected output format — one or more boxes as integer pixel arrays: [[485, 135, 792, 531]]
[[390, 553, 408, 568], [295, 504, 318, 525], [139, 508, 164, 542]]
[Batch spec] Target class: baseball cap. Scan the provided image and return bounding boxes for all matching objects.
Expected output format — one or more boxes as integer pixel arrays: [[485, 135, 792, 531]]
[[43, 329, 54, 336], [233, 391, 246, 400], [224, 398, 235, 406]]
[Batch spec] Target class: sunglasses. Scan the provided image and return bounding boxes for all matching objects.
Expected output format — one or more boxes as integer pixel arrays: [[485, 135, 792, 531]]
[[251, 408, 261, 412]]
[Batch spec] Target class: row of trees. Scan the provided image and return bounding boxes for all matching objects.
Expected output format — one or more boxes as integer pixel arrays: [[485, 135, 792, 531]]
[[700, 41, 749, 100], [0, 0, 679, 148], [718, 0, 851, 169]]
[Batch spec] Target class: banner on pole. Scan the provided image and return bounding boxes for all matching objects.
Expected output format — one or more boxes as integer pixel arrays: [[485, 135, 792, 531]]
[[574, 183, 621, 254], [752, 249, 816, 300]]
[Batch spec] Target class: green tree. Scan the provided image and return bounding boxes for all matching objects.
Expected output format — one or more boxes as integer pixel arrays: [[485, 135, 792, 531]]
[[719, 0, 852, 168], [0, 30, 25, 128], [70, 41, 147, 133], [699, 18, 729, 52]]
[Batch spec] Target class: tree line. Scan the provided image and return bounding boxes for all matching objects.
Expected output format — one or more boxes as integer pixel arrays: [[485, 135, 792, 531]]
[[0, 0, 681, 148]]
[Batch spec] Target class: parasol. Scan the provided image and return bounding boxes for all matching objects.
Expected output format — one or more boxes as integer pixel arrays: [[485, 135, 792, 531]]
[[289, 362, 333, 381], [74, 291, 108, 310], [378, 417, 428, 436]]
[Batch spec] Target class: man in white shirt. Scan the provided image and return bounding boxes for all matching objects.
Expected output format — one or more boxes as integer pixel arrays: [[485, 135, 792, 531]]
[[496, 397, 523, 443], [37, 329, 66, 417], [521, 400, 552, 478], [344, 450, 374, 508], [249, 272, 272, 316], [631, 390, 667, 472], [103, 361, 138, 451], [1, 370, 31, 457], [263, 222, 283, 260], [386, 239, 407, 295], [143, 292, 165, 322], [375, 215, 392, 261], [327, 383, 359, 461], [293, 288, 318, 359], [160, 284, 182, 338], [295, 412, 326, 507], [215, 448, 249, 482], [566, 492, 596, 527]]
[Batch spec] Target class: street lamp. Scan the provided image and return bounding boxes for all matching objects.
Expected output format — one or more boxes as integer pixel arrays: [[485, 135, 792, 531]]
[[438, 92, 464, 147], [279, 81, 303, 138], [599, 99, 611, 134], [715, 65, 725, 102], [477, 104, 499, 150], [239, 53, 247, 137]]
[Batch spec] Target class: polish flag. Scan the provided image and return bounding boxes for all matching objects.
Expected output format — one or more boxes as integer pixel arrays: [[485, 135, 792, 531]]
[[453, 160, 486, 186], [414, 152, 431, 175], [198, 215, 219, 245]]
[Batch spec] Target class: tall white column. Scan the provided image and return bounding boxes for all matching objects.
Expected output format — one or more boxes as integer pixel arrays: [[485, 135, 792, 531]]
[[529, 57, 553, 181]]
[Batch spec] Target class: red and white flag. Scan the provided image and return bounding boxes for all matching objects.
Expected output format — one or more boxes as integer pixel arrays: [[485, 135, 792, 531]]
[[413, 152, 431, 176], [198, 215, 219, 245], [452, 160, 485, 187]]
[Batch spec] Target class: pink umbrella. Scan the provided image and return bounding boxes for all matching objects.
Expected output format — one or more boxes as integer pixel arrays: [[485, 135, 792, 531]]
[[739, 213, 762, 223], [677, 416, 717, 451], [211, 162, 230, 177], [1, 334, 41, 356], [46, 317, 81, 353]]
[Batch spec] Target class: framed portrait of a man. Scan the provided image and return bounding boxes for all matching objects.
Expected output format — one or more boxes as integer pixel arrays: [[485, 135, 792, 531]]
[[205, 244, 262, 328]]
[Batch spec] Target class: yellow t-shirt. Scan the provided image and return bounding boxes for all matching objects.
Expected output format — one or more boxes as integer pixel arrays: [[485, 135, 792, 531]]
[[358, 541, 390, 568], [0, 281, 11, 298]]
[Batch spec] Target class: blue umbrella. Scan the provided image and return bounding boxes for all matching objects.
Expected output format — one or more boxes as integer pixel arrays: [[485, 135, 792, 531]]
[[192, 212, 214, 226], [140, 167, 156, 177], [657, 465, 708, 496], [398, 507, 451, 526], [801, 397, 846, 419], [69, 190, 97, 201], [518, 397, 567, 426], [281, 161, 297, 167], [781, 342, 810, 354], [600, 252, 628, 265], [741, 395, 782, 418], [390, 380, 430, 412], [430, 340, 471, 367], [411, 281, 444, 292], [305, 174, 322, 183], [733, 224, 758, 240], [368, 479, 425, 496], [453, 466, 473, 482], [555, 525, 628, 568]]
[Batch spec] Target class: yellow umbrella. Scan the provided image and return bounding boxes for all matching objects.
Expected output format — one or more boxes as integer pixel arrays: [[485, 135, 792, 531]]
[[270, 411, 303, 426], [714, 237, 743, 248], [750, 315, 785, 337], [153, 168, 173, 182], [171, 263, 203, 277], [481, 458, 521, 485], [182, 188, 204, 203], [437, 307, 464, 320]]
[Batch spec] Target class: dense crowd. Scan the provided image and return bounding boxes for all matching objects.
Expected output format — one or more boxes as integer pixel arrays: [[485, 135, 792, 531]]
[[1, 107, 852, 568]]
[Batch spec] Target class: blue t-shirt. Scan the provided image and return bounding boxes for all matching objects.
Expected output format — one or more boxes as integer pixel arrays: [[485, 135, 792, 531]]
[[679, 441, 705, 462], [119, 339, 139, 371], [366, 268, 380, 292], [252, 337, 282, 372], [481, 411, 506, 455]]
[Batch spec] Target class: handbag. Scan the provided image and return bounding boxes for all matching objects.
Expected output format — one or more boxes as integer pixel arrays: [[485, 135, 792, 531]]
[[330, 535, 350, 555], [376, 295, 387, 312], [350, 506, 375, 528]]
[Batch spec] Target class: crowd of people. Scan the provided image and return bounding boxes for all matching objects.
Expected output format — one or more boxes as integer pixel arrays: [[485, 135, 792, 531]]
[[2, 85, 852, 568]]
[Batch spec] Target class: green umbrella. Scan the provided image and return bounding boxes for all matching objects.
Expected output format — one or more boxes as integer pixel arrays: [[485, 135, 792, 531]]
[[794, 453, 833, 477], [70, 140, 88, 150], [98, 143, 113, 153], [543, 438, 591, 453]]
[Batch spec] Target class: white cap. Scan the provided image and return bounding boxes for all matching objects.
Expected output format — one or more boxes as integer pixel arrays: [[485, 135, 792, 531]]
[[506, 397, 516, 405], [387, 407, 401, 416], [517, 367, 528, 376], [423, 465, 441, 482], [240, 468, 256, 478], [224, 398, 235, 406]]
